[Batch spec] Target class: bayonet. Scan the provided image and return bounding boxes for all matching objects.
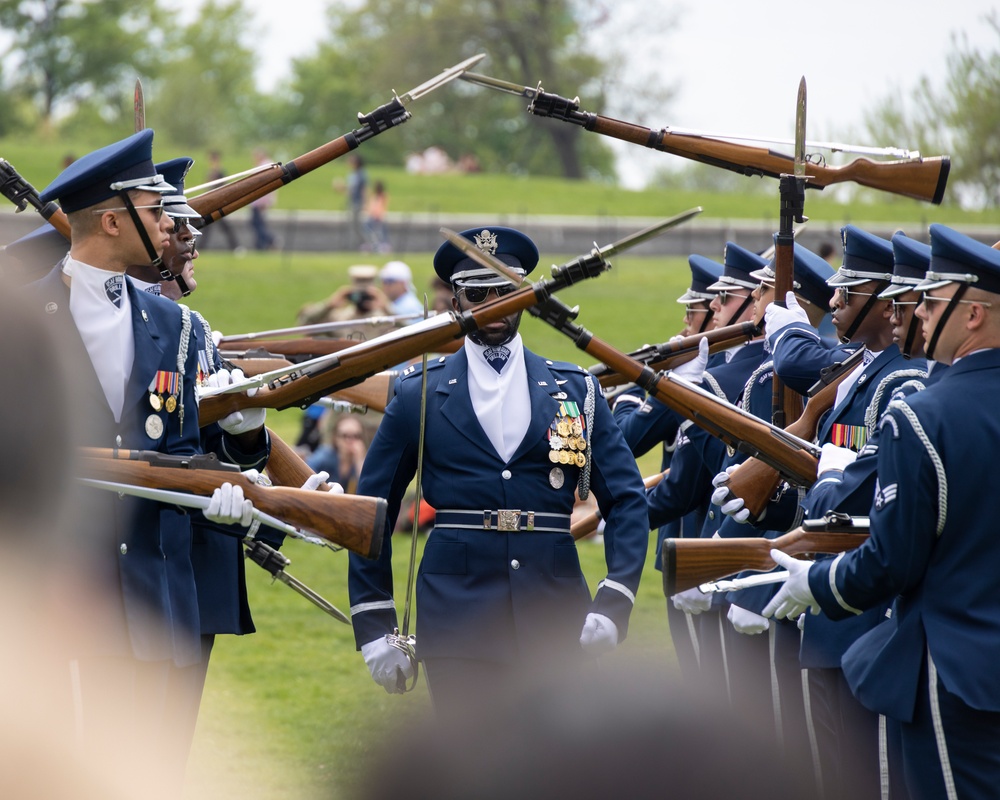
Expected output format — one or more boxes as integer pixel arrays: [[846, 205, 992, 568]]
[[134, 78, 145, 132], [794, 77, 808, 182], [244, 540, 350, 624], [397, 53, 485, 105], [460, 71, 542, 101]]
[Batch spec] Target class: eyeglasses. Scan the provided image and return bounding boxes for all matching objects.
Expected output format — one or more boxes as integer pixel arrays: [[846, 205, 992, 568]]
[[836, 286, 876, 303], [890, 299, 919, 316], [336, 431, 364, 440], [716, 290, 749, 304], [460, 284, 517, 304], [93, 201, 165, 222], [920, 293, 993, 308]]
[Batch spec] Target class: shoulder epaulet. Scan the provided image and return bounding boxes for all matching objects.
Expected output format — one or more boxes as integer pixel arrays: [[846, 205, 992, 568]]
[[400, 355, 448, 380]]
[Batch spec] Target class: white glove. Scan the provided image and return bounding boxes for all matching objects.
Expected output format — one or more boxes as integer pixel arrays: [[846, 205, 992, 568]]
[[204, 480, 255, 526], [762, 550, 819, 620], [817, 443, 858, 475], [211, 329, 224, 348], [299, 470, 344, 493], [728, 603, 770, 635], [670, 337, 709, 384], [361, 636, 413, 694], [580, 612, 619, 656], [710, 467, 751, 523], [206, 368, 267, 435], [764, 291, 809, 337], [671, 586, 713, 615]]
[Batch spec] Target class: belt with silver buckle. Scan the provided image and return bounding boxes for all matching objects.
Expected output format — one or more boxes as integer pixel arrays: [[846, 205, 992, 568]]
[[434, 509, 571, 533]]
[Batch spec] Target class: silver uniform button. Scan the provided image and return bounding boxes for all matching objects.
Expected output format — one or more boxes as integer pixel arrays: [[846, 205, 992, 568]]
[[115, 435, 122, 447], [120, 544, 127, 555], [510, 559, 520, 570], [708, 510, 715, 520], [501, 469, 512, 480]]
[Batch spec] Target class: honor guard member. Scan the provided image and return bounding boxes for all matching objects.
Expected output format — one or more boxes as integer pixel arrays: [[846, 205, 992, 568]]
[[764, 224, 1000, 800], [704, 245, 836, 770], [347, 226, 648, 713], [611, 252, 726, 683], [22, 130, 252, 789], [132, 156, 273, 765]]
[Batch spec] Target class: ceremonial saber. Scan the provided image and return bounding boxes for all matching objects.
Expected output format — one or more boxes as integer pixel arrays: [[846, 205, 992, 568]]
[[78, 478, 332, 549]]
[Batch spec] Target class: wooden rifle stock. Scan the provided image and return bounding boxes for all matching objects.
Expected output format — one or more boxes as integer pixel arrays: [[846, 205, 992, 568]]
[[662, 527, 869, 595], [199, 253, 613, 427], [79, 445, 385, 559], [591, 322, 760, 389], [718, 346, 868, 520], [226, 357, 294, 376], [530, 97, 950, 204], [530, 297, 819, 485], [570, 471, 665, 540], [329, 370, 397, 413]]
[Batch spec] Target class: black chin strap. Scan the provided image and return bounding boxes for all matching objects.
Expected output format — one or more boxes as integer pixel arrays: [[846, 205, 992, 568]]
[[119, 193, 166, 277], [924, 283, 969, 362], [698, 308, 715, 333], [840, 281, 891, 344], [725, 294, 755, 328], [901, 313, 920, 359]]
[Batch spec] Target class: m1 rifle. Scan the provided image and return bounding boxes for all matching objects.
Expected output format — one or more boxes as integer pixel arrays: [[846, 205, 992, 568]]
[[588, 321, 760, 389], [570, 471, 666, 540], [196, 211, 701, 427], [662, 514, 870, 596], [459, 72, 950, 205], [0, 159, 71, 237], [712, 346, 868, 522], [78, 447, 386, 559], [189, 55, 483, 227]]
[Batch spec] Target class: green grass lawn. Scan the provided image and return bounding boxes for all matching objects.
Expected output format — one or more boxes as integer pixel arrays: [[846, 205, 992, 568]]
[[180, 249, 684, 799]]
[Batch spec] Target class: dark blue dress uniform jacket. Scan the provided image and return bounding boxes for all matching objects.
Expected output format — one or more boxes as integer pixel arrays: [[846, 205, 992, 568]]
[[813, 349, 1000, 720], [348, 347, 648, 664], [187, 310, 271, 636], [27, 266, 204, 667]]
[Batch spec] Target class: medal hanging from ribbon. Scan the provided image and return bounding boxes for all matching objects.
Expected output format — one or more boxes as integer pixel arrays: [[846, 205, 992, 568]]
[[149, 370, 180, 413], [547, 400, 587, 468]]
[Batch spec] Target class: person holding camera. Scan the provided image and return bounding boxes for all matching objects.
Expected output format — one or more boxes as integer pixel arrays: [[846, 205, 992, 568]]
[[296, 264, 394, 339]]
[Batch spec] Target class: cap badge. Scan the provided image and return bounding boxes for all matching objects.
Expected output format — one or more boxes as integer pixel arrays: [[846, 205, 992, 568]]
[[473, 229, 499, 255]]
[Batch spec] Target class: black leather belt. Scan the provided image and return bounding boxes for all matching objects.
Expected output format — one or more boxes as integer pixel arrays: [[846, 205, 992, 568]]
[[434, 509, 572, 533]]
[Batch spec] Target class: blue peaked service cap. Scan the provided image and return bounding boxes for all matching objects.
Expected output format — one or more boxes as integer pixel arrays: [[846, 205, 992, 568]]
[[678, 254, 724, 304], [155, 157, 200, 219], [434, 226, 539, 287], [918, 224, 1000, 295], [827, 225, 895, 287], [1, 222, 68, 268], [39, 129, 172, 213], [750, 241, 836, 309], [879, 233, 931, 298], [706, 242, 767, 292]]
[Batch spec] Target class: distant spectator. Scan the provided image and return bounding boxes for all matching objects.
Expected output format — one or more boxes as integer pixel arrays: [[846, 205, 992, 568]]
[[430, 275, 453, 314], [334, 154, 368, 249], [421, 146, 453, 174], [249, 148, 276, 251], [307, 413, 368, 494], [818, 240, 839, 266], [457, 153, 481, 173], [379, 261, 422, 318], [363, 180, 391, 253], [199, 150, 243, 254], [296, 264, 395, 339]]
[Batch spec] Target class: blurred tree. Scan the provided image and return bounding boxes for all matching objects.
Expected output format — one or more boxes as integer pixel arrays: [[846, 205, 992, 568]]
[[273, 0, 675, 180], [0, 0, 167, 126], [858, 12, 1000, 208]]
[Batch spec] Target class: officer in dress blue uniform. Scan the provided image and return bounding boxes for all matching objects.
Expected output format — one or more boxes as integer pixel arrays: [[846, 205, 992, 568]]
[[611, 253, 726, 682], [21, 130, 254, 789], [764, 224, 1000, 800], [347, 226, 648, 712]]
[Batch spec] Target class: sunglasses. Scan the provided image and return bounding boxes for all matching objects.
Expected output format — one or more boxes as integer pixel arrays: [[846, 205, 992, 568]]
[[836, 286, 876, 303], [460, 284, 517, 304], [93, 201, 166, 222], [890, 299, 919, 316]]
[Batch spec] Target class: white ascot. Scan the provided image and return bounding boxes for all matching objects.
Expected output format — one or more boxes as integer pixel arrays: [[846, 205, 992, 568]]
[[465, 333, 530, 462], [130, 276, 162, 295], [65, 258, 135, 422], [833, 347, 878, 409]]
